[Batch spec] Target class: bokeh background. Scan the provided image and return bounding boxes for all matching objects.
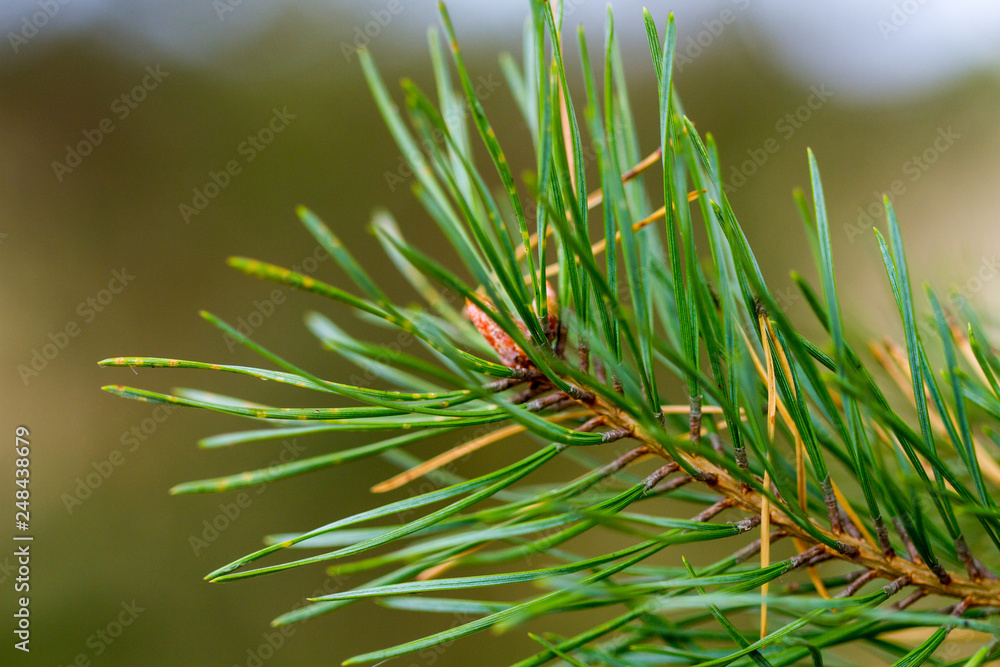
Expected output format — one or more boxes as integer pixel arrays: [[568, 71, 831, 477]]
[[3, 0, 1000, 664]]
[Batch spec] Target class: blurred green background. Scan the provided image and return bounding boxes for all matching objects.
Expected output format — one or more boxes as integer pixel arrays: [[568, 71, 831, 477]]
[[3, 0, 1000, 664]]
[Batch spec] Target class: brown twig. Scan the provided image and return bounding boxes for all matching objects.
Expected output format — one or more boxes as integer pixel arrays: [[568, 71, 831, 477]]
[[571, 389, 1000, 607], [835, 569, 878, 598]]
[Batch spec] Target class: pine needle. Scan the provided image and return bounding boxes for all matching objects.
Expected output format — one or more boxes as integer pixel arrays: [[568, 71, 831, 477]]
[[759, 313, 776, 638], [371, 410, 590, 493]]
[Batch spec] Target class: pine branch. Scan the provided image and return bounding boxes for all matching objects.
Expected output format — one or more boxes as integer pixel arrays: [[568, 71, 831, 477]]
[[99, 2, 1000, 664], [546, 378, 1000, 607]]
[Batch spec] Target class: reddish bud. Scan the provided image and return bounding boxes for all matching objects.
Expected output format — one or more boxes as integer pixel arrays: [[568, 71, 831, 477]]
[[464, 297, 532, 370]]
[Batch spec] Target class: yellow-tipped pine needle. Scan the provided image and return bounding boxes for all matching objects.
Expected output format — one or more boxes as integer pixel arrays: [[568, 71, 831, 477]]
[[871, 339, 1000, 487], [762, 320, 804, 508], [760, 471, 771, 638], [759, 314, 777, 637], [831, 480, 876, 546], [516, 147, 667, 260], [539, 194, 702, 279], [371, 411, 590, 493], [514, 143, 704, 260], [660, 404, 724, 415], [558, 80, 575, 193], [416, 544, 484, 581], [371, 423, 524, 493], [763, 318, 832, 599]]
